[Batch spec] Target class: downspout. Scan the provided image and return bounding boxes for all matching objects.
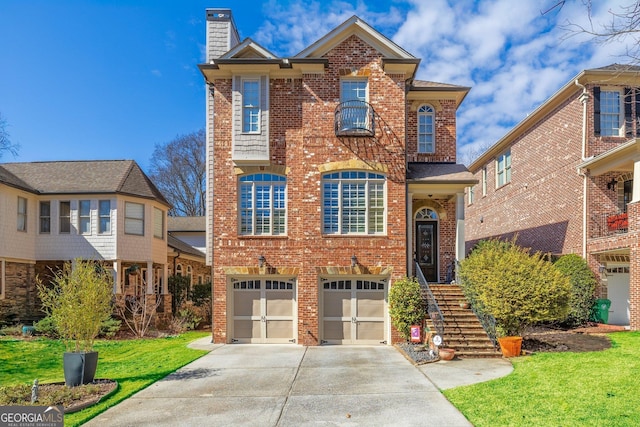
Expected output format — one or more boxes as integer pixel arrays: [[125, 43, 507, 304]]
[[575, 79, 589, 258]]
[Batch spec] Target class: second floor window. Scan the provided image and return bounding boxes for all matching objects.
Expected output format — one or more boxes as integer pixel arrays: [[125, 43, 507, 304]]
[[125, 202, 144, 235], [17, 197, 27, 232], [60, 201, 71, 234], [239, 174, 286, 235], [496, 150, 511, 187], [600, 90, 622, 136], [154, 207, 164, 239], [242, 79, 260, 133], [79, 200, 91, 235], [99, 200, 111, 234], [322, 171, 386, 235], [39, 201, 50, 233], [340, 79, 369, 130], [417, 105, 435, 153]]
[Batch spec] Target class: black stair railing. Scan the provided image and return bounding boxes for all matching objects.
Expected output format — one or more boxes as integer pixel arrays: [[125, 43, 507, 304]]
[[414, 260, 445, 339]]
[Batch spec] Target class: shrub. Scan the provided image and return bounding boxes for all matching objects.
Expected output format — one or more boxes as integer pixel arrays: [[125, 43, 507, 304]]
[[458, 239, 571, 337], [168, 275, 191, 314], [388, 277, 426, 341], [553, 254, 597, 327], [191, 282, 212, 324], [37, 259, 114, 352], [35, 316, 121, 339]]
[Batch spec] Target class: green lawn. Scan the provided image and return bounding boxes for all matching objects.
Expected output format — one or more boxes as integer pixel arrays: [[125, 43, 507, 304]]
[[0, 331, 210, 426], [446, 332, 640, 427]]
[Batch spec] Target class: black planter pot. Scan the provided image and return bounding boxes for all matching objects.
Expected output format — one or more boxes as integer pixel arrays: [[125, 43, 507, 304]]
[[63, 352, 98, 387]]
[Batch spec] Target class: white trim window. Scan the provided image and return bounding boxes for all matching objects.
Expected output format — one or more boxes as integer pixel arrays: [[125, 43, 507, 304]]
[[239, 173, 286, 235], [482, 167, 487, 196], [125, 202, 145, 235], [176, 264, 183, 277], [39, 201, 51, 234], [153, 207, 164, 239], [600, 89, 623, 136], [340, 79, 369, 130], [417, 105, 435, 153], [59, 201, 71, 234], [187, 265, 193, 285], [17, 197, 27, 232], [79, 200, 91, 235], [468, 186, 475, 205], [99, 200, 111, 234], [496, 150, 511, 187], [242, 78, 260, 133], [322, 171, 386, 235]]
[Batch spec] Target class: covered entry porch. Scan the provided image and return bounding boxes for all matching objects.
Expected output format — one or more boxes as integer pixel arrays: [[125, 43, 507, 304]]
[[406, 163, 477, 282]]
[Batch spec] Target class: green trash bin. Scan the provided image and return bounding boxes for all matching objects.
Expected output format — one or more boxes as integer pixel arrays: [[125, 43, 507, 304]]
[[592, 299, 611, 324]]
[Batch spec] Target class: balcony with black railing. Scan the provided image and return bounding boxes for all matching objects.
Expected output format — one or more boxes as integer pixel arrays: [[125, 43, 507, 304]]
[[590, 211, 629, 239], [335, 100, 375, 137]]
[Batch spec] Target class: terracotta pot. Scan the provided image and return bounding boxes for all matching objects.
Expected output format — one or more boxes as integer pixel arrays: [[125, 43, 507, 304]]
[[438, 347, 455, 360], [459, 302, 470, 309], [498, 336, 523, 357]]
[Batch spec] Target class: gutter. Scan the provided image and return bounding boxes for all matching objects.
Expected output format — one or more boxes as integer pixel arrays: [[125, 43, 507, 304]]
[[575, 79, 590, 258]]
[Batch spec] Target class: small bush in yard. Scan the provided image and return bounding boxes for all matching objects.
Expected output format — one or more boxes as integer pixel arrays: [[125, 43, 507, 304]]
[[389, 277, 426, 341], [554, 254, 597, 327], [458, 239, 571, 337]]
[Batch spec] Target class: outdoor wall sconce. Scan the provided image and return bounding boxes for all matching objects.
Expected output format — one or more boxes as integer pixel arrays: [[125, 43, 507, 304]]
[[351, 255, 358, 267], [607, 178, 617, 191], [258, 255, 265, 268]]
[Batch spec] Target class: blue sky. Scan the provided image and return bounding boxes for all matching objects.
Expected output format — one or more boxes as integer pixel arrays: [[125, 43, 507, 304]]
[[0, 0, 630, 170]]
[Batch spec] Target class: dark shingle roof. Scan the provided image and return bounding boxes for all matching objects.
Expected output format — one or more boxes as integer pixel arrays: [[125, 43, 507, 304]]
[[407, 162, 477, 183], [168, 234, 205, 258], [168, 216, 206, 232], [0, 160, 169, 206]]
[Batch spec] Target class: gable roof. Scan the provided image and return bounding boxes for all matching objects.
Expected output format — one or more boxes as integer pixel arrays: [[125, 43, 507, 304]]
[[221, 38, 278, 59], [295, 15, 415, 60], [0, 160, 170, 206]]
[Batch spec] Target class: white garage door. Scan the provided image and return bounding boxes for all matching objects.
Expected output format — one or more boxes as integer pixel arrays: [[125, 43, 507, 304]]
[[321, 278, 386, 345], [231, 278, 297, 343], [607, 270, 630, 326]]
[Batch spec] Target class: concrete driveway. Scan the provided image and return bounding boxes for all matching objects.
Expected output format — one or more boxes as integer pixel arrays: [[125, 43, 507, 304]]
[[85, 343, 487, 426]]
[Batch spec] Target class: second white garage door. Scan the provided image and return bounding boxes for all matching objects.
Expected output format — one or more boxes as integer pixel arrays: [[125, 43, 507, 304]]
[[320, 278, 387, 345]]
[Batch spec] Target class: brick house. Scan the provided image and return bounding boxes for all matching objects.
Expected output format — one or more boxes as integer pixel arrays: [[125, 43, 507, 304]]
[[465, 64, 640, 330], [198, 10, 476, 345], [0, 160, 172, 323]]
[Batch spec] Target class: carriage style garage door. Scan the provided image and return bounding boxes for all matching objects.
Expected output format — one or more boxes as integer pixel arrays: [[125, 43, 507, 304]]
[[231, 278, 297, 343], [320, 278, 387, 344]]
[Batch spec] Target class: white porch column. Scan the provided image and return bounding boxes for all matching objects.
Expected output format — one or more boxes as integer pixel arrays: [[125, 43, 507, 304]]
[[113, 260, 121, 294], [146, 261, 154, 294], [407, 192, 413, 277], [163, 263, 169, 294], [632, 160, 640, 203], [455, 192, 466, 262]]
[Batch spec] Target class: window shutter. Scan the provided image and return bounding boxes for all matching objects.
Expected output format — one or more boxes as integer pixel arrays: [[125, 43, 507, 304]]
[[625, 88, 633, 138], [594, 86, 601, 136], [636, 91, 640, 137]]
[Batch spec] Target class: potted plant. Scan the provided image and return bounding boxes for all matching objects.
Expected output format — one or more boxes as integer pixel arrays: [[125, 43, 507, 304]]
[[37, 259, 114, 386]]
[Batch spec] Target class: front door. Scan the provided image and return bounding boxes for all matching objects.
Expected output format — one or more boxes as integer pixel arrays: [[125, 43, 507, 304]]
[[416, 221, 438, 282]]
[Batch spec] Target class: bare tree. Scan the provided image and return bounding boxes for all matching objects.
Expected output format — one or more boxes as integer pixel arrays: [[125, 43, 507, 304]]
[[458, 142, 493, 167], [554, 1, 640, 64], [0, 112, 19, 159], [149, 129, 206, 217]]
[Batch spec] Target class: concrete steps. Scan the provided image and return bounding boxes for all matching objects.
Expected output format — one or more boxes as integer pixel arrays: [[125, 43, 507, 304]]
[[425, 284, 502, 358]]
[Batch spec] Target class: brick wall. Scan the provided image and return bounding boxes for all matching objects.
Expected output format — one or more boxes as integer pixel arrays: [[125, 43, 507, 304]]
[[0, 261, 39, 323], [466, 89, 585, 255], [211, 35, 408, 344]]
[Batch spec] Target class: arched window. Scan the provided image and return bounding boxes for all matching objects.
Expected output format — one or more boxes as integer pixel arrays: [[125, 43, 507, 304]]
[[239, 173, 286, 235], [187, 265, 193, 285], [416, 208, 438, 220], [417, 105, 435, 153], [176, 264, 183, 277]]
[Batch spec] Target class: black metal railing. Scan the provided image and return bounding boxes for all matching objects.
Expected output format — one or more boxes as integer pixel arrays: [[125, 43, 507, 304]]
[[335, 100, 375, 137], [590, 211, 629, 239], [414, 260, 444, 338]]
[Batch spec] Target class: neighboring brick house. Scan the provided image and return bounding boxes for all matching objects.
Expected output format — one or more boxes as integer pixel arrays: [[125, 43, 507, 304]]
[[198, 10, 476, 345], [0, 160, 172, 323], [466, 64, 640, 330], [167, 216, 210, 285]]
